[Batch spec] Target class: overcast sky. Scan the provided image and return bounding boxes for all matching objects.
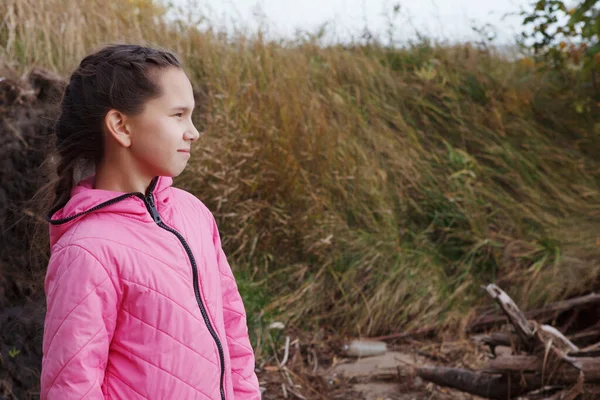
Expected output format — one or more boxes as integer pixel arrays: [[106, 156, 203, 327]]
[[171, 0, 551, 44]]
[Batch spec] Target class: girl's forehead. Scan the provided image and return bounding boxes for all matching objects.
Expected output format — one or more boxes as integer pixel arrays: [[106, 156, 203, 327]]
[[154, 68, 194, 103]]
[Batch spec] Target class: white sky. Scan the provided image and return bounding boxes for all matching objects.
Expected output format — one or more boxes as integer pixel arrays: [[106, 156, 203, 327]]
[[171, 0, 555, 44]]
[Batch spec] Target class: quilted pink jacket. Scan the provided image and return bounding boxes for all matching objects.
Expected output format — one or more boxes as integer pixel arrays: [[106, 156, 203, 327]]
[[41, 175, 261, 399]]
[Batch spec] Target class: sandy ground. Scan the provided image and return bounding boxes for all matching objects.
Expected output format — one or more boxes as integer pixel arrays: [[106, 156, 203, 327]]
[[258, 343, 481, 400]]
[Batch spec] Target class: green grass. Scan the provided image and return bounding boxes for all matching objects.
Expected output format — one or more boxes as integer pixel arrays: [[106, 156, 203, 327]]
[[2, 0, 600, 338]]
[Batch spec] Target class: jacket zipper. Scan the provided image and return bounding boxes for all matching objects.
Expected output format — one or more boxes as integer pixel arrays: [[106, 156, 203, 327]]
[[141, 181, 227, 400], [47, 178, 227, 399]]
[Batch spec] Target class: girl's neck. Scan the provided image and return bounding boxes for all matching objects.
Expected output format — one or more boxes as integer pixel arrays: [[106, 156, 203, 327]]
[[94, 160, 153, 194]]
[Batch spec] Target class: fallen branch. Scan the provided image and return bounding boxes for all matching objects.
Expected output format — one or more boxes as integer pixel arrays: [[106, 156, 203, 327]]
[[486, 356, 600, 382], [485, 284, 535, 350], [468, 292, 600, 333], [486, 355, 541, 372], [567, 325, 600, 347], [418, 284, 600, 399], [416, 366, 537, 400]]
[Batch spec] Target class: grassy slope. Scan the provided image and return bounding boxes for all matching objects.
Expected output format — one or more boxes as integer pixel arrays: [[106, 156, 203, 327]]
[[2, 0, 599, 342]]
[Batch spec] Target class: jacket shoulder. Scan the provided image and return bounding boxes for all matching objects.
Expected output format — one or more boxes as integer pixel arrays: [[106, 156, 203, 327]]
[[52, 213, 125, 247], [169, 187, 215, 222]]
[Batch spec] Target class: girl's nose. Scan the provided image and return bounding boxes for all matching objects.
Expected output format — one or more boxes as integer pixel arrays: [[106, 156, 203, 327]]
[[185, 125, 201, 142]]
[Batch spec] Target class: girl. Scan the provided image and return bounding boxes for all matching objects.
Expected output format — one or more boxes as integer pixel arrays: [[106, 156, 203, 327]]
[[40, 44, 261, 399]]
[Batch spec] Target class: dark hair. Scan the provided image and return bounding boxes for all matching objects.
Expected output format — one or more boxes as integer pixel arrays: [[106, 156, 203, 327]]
[[26, 44, 181, 279], [48, 43, 181, 213]]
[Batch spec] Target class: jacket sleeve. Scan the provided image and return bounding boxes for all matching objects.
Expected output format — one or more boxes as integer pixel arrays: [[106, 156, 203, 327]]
[[210, 215, 261, 399], [41, 244, 119, 400]]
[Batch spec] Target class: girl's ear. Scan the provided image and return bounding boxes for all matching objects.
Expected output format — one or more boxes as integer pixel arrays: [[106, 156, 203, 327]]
[[104, 109, 132, 148]]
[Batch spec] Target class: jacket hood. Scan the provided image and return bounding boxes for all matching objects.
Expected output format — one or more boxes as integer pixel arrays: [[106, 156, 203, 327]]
[[47, 175, 173, 248]]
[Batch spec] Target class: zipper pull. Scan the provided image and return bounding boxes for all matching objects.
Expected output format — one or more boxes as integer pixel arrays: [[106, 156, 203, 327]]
[[147, 194, 162, 223]]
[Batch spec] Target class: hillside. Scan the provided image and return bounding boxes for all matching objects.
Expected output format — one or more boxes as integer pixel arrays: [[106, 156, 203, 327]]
[[1, 0, 599, 397]]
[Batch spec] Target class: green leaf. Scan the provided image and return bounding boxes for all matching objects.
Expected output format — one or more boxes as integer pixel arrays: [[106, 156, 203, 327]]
[[8, 347, 20, 358], [558, 2, 568, 12], [587, 41, 600, 56], [582, 23, 595, 38], [535, 0, 546, 11], [569, 0, 597, 24]]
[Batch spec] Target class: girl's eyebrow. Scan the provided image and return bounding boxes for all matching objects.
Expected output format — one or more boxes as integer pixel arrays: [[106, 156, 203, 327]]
[[169, 106, 194, 112]]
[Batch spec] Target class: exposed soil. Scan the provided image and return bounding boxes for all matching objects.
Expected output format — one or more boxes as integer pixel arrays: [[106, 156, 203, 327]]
[[0, 66, 64, 400], [256, 333, 486, 400]]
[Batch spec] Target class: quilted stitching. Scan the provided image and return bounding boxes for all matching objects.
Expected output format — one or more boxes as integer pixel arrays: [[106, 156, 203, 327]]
[[222, 306, 244, 319], [121, 308, 218, 367], [42, 176, 260, 399], [110, 344, 214, 400], [74, 236, 191, 283], [226, 335, 254, 355], [43, 275, 111, 365], [46, 250, 85, 298], [78, 375, 97, 400], [47, 325, 104, 396], [105, 370, 148, 399], [117, 277, 208, 327]]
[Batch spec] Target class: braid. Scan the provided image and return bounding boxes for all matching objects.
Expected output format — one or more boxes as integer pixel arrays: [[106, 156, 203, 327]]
[[51, 154, 76, 212]]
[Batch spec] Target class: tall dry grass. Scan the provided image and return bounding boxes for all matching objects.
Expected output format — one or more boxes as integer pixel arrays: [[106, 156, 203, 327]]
[[2, 0, 599, 339]]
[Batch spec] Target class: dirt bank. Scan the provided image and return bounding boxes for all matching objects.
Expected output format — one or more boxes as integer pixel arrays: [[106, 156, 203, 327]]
[[0, 67, 64, 399]]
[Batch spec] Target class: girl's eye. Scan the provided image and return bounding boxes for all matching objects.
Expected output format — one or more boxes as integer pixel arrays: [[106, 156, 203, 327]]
[[174, 113, 183, 118]]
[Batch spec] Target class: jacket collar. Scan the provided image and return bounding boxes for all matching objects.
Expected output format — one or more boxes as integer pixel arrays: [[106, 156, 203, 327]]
[[47, 175, 173, 247]]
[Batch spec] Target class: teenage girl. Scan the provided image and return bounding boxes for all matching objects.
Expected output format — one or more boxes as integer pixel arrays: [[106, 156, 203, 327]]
[[40, 44, 261, 399]]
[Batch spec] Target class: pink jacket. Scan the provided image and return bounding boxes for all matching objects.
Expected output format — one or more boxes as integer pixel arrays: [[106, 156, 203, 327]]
[[41, 175, 261, 399]]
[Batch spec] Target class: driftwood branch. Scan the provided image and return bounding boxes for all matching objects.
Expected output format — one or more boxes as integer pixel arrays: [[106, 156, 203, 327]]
[[485, 284, 535, 350], [486, 355, 541, 372], [416, 366, 537, 400], [486, 356, 600, 383], [538, 324, 579, 353], [569, 325, 600, 347], [468, 292, 600, 333], [417, 284, 600, 399]]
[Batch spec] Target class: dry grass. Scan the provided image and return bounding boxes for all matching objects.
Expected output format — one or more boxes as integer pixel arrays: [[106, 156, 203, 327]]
[[2, 0, 599, 339]]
